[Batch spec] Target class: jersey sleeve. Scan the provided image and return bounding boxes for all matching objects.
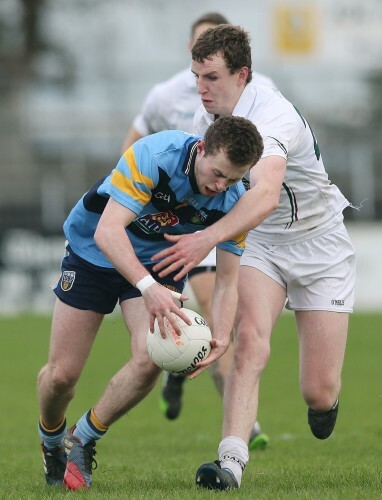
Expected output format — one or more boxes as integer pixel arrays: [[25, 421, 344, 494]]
[[107, 142, 157, 216], [217, 231, 247, 257], [132, 84, 166, 136], [258, 99, 298, 161]]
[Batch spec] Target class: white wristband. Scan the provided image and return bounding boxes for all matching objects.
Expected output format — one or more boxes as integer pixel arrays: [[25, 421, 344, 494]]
[[136, 275, 157, 294]]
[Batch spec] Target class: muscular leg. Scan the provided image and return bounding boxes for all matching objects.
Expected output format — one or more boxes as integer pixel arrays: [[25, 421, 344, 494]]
[[196, 268, 285, 489], [38, 298, 104, 428], [190, 269, 269, 449], [296, 310, 348, 439], [223, 267, 286, 442], [62, 297, 162, 491], [93, 297, 162, 425], [296, 310, 348, 409]]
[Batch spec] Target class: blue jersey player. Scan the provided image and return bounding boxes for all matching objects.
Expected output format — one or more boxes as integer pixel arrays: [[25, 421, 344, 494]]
[[37, 115, 264, 490]]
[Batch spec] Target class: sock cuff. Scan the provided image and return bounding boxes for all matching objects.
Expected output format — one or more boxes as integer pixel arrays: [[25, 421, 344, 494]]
[[220, 454, 246, 471], [221, 435, 248, 448], [39, 416, 66, 435], [219, 435, 249, 466], [88, 409, 109, 433]]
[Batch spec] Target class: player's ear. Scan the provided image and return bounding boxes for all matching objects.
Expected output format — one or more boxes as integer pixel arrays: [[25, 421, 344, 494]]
[[197, 139, 205, 155], [238, 66, 248, 84]]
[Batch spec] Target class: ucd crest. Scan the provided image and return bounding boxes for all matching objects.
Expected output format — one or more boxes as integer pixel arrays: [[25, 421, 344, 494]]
[[61, 271, 76, 291]]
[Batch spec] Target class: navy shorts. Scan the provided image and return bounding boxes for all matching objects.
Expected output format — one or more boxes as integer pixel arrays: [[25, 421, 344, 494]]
[[53, 247, 186, 314]]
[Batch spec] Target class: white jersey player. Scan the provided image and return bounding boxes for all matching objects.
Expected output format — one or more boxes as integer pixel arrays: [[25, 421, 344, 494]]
[[151, 25, 356, 491]]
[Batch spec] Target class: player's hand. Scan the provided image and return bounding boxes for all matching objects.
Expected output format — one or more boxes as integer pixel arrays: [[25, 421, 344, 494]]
[[151, 232, 214, 280], [187, 338, 229, 379], [143, 283, 190, 338]]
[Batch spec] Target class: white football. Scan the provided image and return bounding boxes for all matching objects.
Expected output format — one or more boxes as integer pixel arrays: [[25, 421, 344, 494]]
[[147, 308, 212, 374]]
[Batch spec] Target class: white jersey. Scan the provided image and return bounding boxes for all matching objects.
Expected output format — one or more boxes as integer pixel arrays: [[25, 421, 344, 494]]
[[133, 69, 199, 135], [194, 84, 349, 244], [133, 68, 276, 136]]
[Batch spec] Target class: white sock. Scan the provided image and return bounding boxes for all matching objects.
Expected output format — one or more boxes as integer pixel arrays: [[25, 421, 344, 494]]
[[218, 436, 249, 487]]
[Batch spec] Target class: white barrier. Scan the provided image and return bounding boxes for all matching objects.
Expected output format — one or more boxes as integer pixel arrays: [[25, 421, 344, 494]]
[[346, 223, 382, 312]]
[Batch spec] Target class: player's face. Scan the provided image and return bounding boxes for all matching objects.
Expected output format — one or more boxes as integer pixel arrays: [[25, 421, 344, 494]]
[[192, 53, 248, 116], [195, 141, 248, 197]]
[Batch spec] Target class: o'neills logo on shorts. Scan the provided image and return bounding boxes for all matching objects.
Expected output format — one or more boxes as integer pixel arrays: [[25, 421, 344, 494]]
[[61, 271, 76, 291], [331, 299, 344, 306]]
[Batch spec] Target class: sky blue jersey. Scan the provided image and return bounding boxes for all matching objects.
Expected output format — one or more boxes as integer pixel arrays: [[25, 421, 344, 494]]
[[63, 130, 247, 268]]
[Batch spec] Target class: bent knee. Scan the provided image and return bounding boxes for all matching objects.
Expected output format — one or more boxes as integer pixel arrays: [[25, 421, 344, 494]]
[[133, 353, 162, 383], [301, 381, 340, 410], [39, 363, 79, 392], [234, 332, 271, 373]]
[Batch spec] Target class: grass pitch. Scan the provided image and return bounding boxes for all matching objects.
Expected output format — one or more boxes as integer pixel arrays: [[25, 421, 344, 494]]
[[0, 312, 381, 499]]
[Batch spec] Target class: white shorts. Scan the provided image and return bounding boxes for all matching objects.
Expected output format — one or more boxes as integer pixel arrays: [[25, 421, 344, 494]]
[[240, 223, 356, 312]]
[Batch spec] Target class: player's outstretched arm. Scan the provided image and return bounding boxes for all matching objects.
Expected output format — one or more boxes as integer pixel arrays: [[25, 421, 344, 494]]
[[188, 249, 240, 379]]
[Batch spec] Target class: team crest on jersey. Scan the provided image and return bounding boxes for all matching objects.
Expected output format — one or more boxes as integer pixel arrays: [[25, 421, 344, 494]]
[[191, 214, 202, 224], [191, 209, 208, 224], [134, 211, 179, 234], [61, 271, 76, 291]]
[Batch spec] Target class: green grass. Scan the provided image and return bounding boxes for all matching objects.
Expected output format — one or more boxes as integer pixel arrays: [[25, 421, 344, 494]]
[[0, 313, 381, 498]]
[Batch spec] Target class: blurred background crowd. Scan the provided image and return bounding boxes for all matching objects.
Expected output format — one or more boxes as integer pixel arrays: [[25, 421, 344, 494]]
[[1, 0, 381, 313]]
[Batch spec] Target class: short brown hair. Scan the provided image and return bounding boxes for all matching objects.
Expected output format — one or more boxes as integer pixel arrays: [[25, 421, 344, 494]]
[[203, 115, 263, 168], [191, 12, 230, 38], [192, 25, 252, 83]]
